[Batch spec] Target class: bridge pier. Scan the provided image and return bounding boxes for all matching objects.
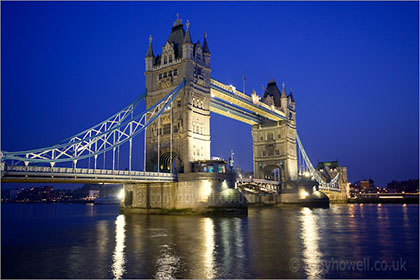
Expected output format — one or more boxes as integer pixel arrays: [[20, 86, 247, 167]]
[[121, 172, 247, 215], [321, 190, 347, 202]]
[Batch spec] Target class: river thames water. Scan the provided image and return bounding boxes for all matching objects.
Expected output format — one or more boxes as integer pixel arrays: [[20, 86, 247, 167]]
[[1, 203, 419, 279]]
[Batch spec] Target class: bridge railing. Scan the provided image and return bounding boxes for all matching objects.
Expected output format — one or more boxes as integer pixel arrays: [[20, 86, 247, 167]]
[[4, 165, 175, 178], [237, 177, 282, 186], [318, 186, 342, 192]]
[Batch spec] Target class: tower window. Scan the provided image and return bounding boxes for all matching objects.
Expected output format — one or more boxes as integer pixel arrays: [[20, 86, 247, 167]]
[[164, 56, 167, 64], [173, 69, 178, 76], [169, 56, 173, 63], [163, 72, 167, 78], [168, 71, 172, 77], [159, 73, 162, 80], [163, 124, 170, 135]]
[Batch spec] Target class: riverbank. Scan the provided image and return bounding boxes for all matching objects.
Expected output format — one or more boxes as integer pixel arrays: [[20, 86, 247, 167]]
[[348, 193, 419, 204]]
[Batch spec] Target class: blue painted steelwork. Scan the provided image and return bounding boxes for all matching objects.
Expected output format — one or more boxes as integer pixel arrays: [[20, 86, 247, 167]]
[[296, 133, 340, 191], [1, 77, 339, 192], [209, 99, 263, 124], [1, 80, 185, 165], [210, 82, 287, 122], [56, 93, 145, 145]]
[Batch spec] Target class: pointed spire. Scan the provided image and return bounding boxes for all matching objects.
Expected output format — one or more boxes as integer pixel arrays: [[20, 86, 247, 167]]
[[173, 13, 182, 27], [183, 20, 192, 44], [146, 34, 154, 57], [268, 76, 276, 84], [202, 32, 210, 54], [288, 88, 295, 102], [281, 81, 287, 98]]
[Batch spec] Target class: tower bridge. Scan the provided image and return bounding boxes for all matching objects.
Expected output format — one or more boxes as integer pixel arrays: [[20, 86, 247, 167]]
[[1, 15, 349, 213]]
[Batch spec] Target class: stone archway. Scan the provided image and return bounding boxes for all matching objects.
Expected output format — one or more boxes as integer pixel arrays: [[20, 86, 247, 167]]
[[263, 164, 283, 182], [159, 151, 183, 173]]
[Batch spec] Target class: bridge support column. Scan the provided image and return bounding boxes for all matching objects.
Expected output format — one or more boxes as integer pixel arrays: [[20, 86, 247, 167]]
[[252, 120, 298, 189]]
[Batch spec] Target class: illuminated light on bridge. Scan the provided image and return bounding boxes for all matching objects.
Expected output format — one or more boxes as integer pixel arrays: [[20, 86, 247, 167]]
[[1, 79, 341, 191], [118, 189, 125, 200], [300, 190, 309, 199], [0, 14, 348, 211]]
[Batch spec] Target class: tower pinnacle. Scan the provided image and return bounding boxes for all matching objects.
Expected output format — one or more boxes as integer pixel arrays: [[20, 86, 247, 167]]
[[146, 34, 154, 57], [202, 32, 210, 54], [289, 88, 295, 102], [281, 81, 287, 98], [183, 20, 192, 44], [173, 13, 182, 27]]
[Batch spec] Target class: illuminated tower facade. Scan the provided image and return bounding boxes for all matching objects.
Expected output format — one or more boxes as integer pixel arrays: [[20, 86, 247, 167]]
[[144, 15, 211, 173], [252, 78, 298, 184]]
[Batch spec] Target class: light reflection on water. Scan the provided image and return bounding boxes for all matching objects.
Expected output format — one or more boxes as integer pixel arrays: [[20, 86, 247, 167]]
[[300, 207, 323, 279], [112, 215, 126, 279], [202, 217, 215, 279], [1, 203, 418, 279], [154, 244, 180, 280]]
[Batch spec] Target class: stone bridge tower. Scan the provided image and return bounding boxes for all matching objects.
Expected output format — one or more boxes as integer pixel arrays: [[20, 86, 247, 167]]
[[144, 15, 211, 173], [252, 78, 298, 187]]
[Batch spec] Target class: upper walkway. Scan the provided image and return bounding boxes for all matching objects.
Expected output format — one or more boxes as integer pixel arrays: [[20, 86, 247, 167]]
[[210, 79, 287, 125]]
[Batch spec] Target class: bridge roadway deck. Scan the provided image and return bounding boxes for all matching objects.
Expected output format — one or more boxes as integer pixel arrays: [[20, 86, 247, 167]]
[[237, 177, 341, 193], [1, 165, 176, 184]]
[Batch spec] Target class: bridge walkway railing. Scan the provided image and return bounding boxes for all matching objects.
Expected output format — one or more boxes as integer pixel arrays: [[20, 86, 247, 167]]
[[2, 165, 177, 183]]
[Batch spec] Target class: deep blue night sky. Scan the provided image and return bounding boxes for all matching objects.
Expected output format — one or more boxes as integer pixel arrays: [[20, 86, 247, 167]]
[[2, 1, 419, 187]]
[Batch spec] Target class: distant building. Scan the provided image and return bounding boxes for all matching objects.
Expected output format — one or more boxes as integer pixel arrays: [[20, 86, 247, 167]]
[[88, 190, 100, 200], [9, 189, 20, 200], [349, 182, 361, 194], [1, 188, 22, 202], [387, 179, 419, 193], [15, 186, 54, 202], [360, 179, 375, 193]]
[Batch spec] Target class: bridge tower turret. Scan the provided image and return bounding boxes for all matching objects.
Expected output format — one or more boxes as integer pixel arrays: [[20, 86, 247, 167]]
[[182, 20, 193, 59], [252, 78, 298, 188], [144, 14, 211, 173], [202, 32, 211, 67], [145, 35, 155, 72], [280, 82, 288, 109]]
